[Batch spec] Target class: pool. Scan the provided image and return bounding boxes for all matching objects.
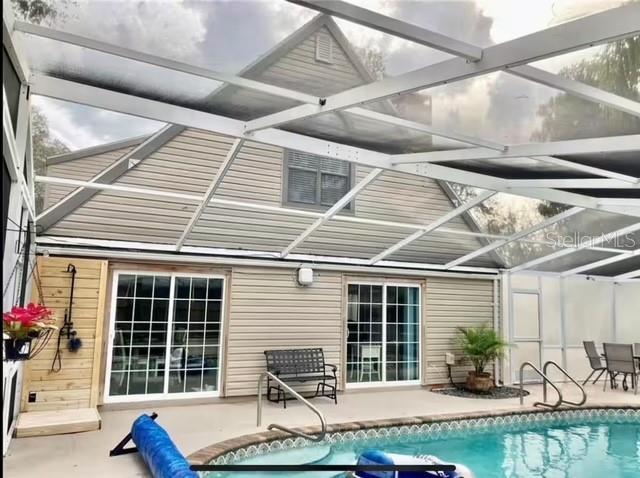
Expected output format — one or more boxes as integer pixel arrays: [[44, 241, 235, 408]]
[[201, 409, 639, 478]]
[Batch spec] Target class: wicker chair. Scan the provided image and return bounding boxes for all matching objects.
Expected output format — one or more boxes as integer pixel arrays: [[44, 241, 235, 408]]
[[603, 343, 639, 394], [582, 341, 606, 385]]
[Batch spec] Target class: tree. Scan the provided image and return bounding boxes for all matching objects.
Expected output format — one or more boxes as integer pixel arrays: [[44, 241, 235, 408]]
[[31, 107, 70, 212], [11, 0, 73, 25], [533, 36, 640, 217], [354, 46, 386, 80]]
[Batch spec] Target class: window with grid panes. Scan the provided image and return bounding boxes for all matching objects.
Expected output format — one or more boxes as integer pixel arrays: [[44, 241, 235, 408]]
[[346, 283, 420, 384], [284, 150, 353, 210], [107, 273, 224, 400]]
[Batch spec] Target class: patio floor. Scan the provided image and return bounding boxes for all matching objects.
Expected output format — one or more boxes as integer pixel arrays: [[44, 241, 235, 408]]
[[4, 383, 639, 478]]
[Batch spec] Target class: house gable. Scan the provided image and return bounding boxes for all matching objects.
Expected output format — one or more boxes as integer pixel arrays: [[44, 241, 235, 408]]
[[41, 15, 498, 268]]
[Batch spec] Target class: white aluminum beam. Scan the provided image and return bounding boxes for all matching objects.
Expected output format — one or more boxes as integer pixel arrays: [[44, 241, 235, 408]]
[[3, 87, 35, 220], [243, 4, 640, 132], [392, 135, 640, 165], [14, 83, 30, 166], [3, 10, 29, 82], [369, 190, 496, 264], [36, 239, 501, 277], [506, 179, 640, 189], [347, 108, 505, 151], [509, 65, 640, 118], [13, 21, 319, 105], [287, 0, 483, 61], [14, 22, 510, 151], [30, 74, 390, 169], [281, 168, 384, 258], [291, 0, 640, 119], [535, 156, 639, 184], [561, 249, 639, 276], [615, 268, 640, 280], [510, 223, 640, 273], [36, 174, 521, 243], [445, 207, 584, 269], [31, 75, 639, 218], [175, 139, 245, 251], [36, 124, 182, 230], [35, 175, 203, 203]]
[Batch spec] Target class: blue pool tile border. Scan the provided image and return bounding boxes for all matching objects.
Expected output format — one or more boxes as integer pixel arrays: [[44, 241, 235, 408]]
[[188, 406, 640, 466]]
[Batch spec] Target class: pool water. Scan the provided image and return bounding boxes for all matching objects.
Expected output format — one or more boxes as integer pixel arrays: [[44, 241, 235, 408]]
[[207, 419, 640, 478]]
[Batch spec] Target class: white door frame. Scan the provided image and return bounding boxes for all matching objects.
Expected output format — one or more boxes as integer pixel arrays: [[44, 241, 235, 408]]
[[103, 270, 226, 403], [510, 288, 543, 384], [346, 281, 422, 389]]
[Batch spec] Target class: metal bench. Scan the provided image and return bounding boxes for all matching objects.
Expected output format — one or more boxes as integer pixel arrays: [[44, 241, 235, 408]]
[[264, 348, 337, 408]]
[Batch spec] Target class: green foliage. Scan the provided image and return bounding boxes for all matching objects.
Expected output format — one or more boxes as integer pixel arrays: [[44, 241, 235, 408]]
[[31, 107, 70, 212], [457, 324, 509, 375], [354, 46, 386, 80], [533, 36, 640, 143], [532, 36, 640, 218]]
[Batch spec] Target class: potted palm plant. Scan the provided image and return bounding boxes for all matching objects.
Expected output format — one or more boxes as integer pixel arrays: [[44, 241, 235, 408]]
[[457, 324, 508, 393], [3, 303, 56, 360]]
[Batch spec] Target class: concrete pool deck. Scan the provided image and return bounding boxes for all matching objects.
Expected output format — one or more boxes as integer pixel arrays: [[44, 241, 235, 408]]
[[4, 383, 639, 477]]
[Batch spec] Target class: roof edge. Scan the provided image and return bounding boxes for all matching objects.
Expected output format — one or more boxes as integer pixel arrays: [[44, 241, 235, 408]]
[[47, 134, 150, 166]]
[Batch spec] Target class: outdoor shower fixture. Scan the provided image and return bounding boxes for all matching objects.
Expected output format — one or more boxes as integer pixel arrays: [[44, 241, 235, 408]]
[[51, 263, 82, 373]]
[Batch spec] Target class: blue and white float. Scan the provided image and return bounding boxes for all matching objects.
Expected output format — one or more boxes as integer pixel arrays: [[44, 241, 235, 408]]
[[130, 414, 198, 478], [355, 449, 474, 478]]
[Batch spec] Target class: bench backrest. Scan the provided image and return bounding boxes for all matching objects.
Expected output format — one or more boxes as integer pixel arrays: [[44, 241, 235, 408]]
[[264, 348, 326, 376]]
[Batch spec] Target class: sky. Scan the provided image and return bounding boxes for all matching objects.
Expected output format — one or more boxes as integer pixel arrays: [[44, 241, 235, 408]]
[[21, 0, 628, 151]]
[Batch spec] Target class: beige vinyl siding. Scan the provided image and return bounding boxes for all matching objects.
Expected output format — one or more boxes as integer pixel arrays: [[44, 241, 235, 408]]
[[208, 26, 367, 121], [260, 27, 364, 96], [224, 267, 343, 397], [46, 126, 492, 264], [425, 277, 497, 384], [43, 146, 135, 210], [42, 18, 493, 267]]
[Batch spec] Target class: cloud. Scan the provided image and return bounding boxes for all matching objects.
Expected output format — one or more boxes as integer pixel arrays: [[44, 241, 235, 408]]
[[32, 96, 163, 150], [57, 0, 207, 62], [28, 0, 626, 152]]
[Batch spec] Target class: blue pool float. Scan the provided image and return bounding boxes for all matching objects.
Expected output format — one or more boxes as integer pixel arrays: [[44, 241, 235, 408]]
[[130, 414, 198, 478], [355, 449, 475, 478]]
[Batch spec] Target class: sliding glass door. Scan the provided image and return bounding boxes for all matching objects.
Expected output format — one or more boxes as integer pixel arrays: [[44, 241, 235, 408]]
[[106, 272, 224, 401], [346, 283, 421, 386]]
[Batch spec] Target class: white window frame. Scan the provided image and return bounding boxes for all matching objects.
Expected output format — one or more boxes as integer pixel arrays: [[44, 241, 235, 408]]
[[103, 270, 226, 403], [346, 281, 422, 389]]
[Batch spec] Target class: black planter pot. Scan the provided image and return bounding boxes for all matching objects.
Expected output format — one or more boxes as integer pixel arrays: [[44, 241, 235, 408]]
[[4, 338, 33, 360]]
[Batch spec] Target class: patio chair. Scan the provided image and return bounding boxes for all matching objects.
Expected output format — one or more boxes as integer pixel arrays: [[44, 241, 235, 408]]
[[582, 341, 606, 385], [602, 343, 639, 394]]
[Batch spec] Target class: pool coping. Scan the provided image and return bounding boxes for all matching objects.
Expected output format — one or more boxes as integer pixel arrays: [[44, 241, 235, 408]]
[[187, 403, 640, 465]]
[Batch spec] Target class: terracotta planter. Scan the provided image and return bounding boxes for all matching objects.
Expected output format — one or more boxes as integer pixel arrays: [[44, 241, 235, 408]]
[[4, 338, 33, 361], [466, 371, 494, 393]]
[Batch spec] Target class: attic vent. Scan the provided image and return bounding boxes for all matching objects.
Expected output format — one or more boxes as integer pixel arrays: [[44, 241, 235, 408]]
[[315, 32, 333, 64]]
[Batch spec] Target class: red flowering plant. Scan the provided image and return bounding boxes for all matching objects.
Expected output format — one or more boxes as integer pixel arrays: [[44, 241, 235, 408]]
[[3, 303, 57, 340]]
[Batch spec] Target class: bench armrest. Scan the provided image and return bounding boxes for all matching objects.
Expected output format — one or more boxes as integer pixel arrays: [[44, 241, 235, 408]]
[[325, 363, 337, 372]]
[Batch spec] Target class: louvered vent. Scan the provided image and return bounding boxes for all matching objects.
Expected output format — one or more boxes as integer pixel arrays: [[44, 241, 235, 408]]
[[315, 32, 333, 63]]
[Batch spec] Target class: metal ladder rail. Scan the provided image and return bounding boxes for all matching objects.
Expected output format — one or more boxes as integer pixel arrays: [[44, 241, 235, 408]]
[[519, 361, 563, 409], [257, 371, 327, 442], [543, 360, 587, 407]]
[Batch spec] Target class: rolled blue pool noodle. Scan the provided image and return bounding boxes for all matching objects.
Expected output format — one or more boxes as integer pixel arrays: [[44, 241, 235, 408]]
[[131, 414, 198, 478]]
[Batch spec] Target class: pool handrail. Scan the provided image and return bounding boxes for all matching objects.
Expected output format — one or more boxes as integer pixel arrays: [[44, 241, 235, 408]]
[[519, 361, 563, 409], [257, 371, 327, 442], [543, 360, 587, 407]]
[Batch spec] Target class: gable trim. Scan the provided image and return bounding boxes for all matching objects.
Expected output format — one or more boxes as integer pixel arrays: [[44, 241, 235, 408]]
[[38, 124, 183, 231], [47, 135, 150, 166]]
